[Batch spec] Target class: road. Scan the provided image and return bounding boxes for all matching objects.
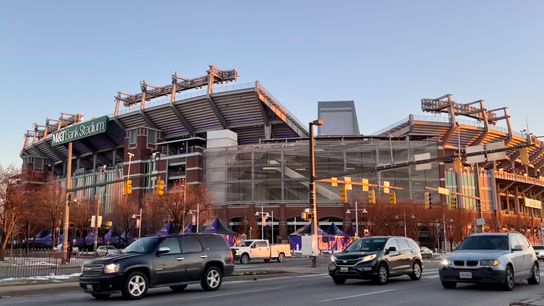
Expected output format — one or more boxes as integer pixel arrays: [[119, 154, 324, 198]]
[[1, 258, 543, 306]]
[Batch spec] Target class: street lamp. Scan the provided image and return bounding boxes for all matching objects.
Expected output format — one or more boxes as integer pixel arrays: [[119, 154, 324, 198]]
[[255, 207, 273, 243], [189, 202, 200, 233], [346, 202, 367, 238], [131, 209, 143, 239], [93, 165, 107, 253], [308, 118, 323, 268]]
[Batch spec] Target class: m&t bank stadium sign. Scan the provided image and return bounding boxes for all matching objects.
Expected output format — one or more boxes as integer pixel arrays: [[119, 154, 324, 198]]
[[51, 116, 108, 146]]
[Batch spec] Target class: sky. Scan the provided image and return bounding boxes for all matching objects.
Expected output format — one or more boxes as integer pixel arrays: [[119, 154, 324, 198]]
[[1, 1, 543, 168]]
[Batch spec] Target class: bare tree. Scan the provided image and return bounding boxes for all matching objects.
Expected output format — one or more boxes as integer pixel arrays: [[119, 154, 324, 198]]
[[35, 181, 65, 249], [0, 166, 30, 260]]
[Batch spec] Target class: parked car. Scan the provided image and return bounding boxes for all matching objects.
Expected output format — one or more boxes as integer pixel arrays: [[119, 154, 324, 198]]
[[231, 239, 291, 264], [328, 236, 423, 285], [54, 244, 79, 255], [79, 234, 234, 300], [533, 245, 544, 260], [95, 245, 120, 257], [420, 246, 433, 259], [439, 233, 540, 291]]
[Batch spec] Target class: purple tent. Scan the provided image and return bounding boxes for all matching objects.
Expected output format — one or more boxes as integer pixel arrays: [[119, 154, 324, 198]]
[[182, 223, 195, 234], [104, 229, 121, 245], [202, 218, 237, 247], [288, 223, 329, 252], [156, 222, 176, 236], [84, 232, 104, 246]]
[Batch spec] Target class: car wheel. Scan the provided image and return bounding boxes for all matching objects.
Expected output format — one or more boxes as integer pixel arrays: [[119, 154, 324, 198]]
[[277, 253, 285, 263], [332, 276, 346, 285], [409, 261, 422, 280], [201, 266, 222, 291], [441, 281, 457, 289], [376, 263, 389, 285], [121, 271, 148, 299], [500, 265, 514, 291], [170, 284, 188, 292], [528, 263, 540, 285], [240, 254, 250, 264], [91, 293, 111, 300]]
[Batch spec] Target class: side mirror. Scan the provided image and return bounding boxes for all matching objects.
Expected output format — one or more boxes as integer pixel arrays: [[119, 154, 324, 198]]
[[512, 245, 523, 252], [386, 246, 397, 254], [157, 247, 170, 255]]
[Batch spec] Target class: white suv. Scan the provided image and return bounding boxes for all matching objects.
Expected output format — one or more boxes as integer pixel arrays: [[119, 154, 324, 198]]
[[95, 245, 120, 257], [439, 233, 540, 291]]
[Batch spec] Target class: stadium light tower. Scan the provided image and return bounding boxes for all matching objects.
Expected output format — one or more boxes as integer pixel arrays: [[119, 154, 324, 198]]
[[309, 119, 323, 268]]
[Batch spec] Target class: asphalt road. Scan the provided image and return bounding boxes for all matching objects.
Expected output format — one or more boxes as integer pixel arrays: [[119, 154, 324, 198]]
[[1, 258, 543, 306]]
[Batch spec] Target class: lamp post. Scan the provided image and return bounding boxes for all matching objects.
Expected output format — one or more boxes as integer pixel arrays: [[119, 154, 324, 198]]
[[346, 202, 367, 238], [255, 207, 271, 242], [93, 165, 107, 253], [131, 209, 143, 239], [308, 119, 323, 268], [189, 202, 200, 233]]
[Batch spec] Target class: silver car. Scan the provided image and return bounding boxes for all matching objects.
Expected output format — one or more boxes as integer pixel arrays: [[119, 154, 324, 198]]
[[533, 245, 544, 260], [439, 233, 540, 291]]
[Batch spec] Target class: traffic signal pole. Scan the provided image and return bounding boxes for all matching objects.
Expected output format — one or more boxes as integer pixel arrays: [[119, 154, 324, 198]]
[[62, 142, 72, 264]]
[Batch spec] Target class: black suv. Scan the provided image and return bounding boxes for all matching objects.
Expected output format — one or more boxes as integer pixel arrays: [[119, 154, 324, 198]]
[[329, 236, 423, 285], [80, 234, 234, 300]]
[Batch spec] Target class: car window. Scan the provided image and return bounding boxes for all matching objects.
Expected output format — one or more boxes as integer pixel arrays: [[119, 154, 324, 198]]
[[256, 241, 268, 247], [398, 238, 410, 250], [346, 238, 387, 252], [202, 236, 228, 251], [515, 235, 529, 250], [533, 245, 544, 250], [158, 237, 181, 254], [459, 235, 508, 250], [386, 239, 399, 250], [123, 237, 158, 254], [181, 236, 203, 253]]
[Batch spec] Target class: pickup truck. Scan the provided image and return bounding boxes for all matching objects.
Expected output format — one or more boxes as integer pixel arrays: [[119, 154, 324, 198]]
[[231, 240, 291, 264]]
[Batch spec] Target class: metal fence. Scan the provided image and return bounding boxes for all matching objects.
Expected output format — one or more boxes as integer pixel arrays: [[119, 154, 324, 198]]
[[0, 249, 87, 280]]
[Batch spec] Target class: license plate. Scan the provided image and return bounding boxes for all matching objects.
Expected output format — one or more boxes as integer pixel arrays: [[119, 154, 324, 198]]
[[340, 267, 349, 272], [459, 271, 472, 279]]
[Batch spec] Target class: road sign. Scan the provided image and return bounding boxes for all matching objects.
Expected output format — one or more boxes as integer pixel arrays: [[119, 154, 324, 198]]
[[51, 116, 108, 146], [437, 187, 450, 195]]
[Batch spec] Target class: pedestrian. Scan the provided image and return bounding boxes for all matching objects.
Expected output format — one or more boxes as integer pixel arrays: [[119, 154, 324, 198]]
[[67, 243, 72, 263]]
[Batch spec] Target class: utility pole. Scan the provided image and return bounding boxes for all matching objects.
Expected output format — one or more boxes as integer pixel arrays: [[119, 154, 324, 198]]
[[62, 142, 72, 263]]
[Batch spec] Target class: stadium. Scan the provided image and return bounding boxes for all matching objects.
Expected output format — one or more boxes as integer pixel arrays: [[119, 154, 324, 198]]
[[20, 65, 544, 248]]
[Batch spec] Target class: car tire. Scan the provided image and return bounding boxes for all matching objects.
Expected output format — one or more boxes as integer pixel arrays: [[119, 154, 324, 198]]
[[277, 253, 285, 263], [441, 281, 457, 289], [500, 265, 514, 291], [332, 276, 346, 285], [375, 263, 389, 285], [528, 263, 540, 285], [170, 284, 188, 292], [91, 293, 111, 300], [240, 254, 250, 264], [201, 266, 222, 291], [121, 271, 148, 300], [409, 261, 422, 280], [264, 259, 271, 263]]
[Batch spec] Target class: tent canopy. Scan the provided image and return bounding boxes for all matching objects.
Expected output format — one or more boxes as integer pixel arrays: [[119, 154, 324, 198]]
[[326, 223, 349, 236], [289, 223, 329, 236], [203, 218, 236, 235]]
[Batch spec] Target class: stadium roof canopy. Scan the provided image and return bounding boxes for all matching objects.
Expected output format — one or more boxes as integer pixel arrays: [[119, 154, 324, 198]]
[[21, 81, 308, 166]]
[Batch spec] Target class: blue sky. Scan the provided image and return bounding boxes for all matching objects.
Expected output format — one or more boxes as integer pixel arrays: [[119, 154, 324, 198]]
[[1, 1, 543, 167]]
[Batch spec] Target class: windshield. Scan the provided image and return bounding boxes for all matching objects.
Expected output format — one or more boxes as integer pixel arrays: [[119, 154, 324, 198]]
[[346, 238, 387, 252], [122, 237, 158, 254], [533, 246, 544, 250], [458, 235, 508, 250]]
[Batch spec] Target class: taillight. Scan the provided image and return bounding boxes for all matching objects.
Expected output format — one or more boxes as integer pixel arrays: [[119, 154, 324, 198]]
[[229, 250, 234, 264]]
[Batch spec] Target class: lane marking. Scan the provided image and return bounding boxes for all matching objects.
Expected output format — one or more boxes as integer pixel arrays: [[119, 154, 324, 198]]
[[226, 273, 329, 284], [195, 286, 285, 299], [318, 289, 397, 303]]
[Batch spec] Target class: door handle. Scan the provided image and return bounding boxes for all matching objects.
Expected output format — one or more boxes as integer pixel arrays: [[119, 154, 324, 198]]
[[177, 257, 184, 261], [200, 255, 208, 259]]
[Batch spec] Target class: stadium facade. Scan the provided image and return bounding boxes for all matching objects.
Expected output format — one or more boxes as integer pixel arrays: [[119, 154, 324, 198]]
[[21, 66, 544, 243]]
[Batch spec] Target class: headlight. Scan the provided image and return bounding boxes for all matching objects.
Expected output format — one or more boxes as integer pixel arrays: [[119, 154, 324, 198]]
[[480, 259, 501, 267], [330, 255, 336, 262], [441, 259, 452, 267], [361, 254, 377, 262], [103, 263, 120, 274]]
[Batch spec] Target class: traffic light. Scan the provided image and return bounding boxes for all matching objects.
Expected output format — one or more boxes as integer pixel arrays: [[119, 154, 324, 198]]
[[368, 189, 376, 204], [331, 177, 338, 187], [450, 196, 457, 209], [424, 191, 431, 209], [453, 157, 463, 174], [301, 208, 312, 221], [156, 178, 165, 196], [344, 176, 352, 190], [340, 187, 348, 203], [124, 179, 133, 196], [362, 178, 369, 192], [390, 191, 397, 206], [383, 181, 390, 194]]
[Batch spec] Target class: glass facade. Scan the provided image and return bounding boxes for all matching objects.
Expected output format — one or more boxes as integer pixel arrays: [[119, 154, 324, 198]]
[[205, 138, 442, 206]]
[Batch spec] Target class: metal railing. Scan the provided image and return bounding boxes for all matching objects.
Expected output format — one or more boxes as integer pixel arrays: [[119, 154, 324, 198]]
[[0, 249, 86, 280]]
